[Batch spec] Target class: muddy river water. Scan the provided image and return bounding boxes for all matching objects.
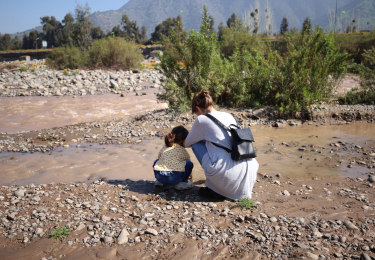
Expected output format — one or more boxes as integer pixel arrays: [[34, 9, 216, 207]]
[[0, 91, 374, 186], [0, 89, 167, 133], [0, 123, 374, 186]]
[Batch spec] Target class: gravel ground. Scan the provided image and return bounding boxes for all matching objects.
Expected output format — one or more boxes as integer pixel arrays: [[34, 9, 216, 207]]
[[1, 60, 375, 259]]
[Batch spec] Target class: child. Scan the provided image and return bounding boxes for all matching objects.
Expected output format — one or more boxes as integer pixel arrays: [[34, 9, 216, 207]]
[[153, 126, 194, 190]]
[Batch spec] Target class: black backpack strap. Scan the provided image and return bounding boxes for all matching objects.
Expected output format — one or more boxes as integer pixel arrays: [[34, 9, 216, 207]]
[[204, 114, 232, 153], [204, 114, 230, 132]]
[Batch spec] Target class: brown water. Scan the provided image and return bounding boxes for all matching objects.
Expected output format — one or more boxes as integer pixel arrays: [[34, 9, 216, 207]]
[[0, 123, 373, 186], [0, 89, 167, 133]]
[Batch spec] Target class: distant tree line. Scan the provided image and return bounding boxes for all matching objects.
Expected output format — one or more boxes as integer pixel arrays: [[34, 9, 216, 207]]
[[0, 2, 371, 52]]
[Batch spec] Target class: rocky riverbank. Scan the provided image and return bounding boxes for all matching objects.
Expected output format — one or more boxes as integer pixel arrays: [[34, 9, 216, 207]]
[[1, 171, 375, 260], [0, 58, 163, 97]]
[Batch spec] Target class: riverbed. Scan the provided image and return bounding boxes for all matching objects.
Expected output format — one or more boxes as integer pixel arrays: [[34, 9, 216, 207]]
[[0, 122, 373, 186]]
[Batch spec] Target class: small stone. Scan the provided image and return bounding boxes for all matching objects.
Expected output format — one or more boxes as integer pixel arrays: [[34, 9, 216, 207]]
[[270, 217, 277, 223], [15, 189, 26, 198], [368, 175, 375, 183], [361, 253, 372, 260], [362, 246, 370, 251], [35, 228, 43, 235], [103, 236, 112, 244], [118, 229, 130, 244], [305, 252, 319, 259], [343, 220, 358, 230], [283, 190, 290, 196], [177, 228, 185, 233], [339, 236, 347, 243], [76, 224, 85, 231], [294, 243, 309, 249], [101, 215, 111, 222], [145, 228, 158, 236], [32, 196, 41, 202]]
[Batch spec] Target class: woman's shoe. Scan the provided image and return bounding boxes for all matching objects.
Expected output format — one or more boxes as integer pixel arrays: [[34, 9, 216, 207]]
[[174, 182, 194, 190], [155, 179, 163, 187]]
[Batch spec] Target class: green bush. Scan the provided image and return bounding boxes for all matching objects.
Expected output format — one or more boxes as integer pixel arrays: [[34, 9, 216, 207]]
[[63, 71, 69, 76], [87, 37, 143, 69], [335, 31, 375, 63], [158, 7, 350, 115], [46, 45, 84, 70], [339, 46, 375, 105], [19, 67, 26, 72], [158, 6, 224, 112], [219, 27, 265, 58], [272, 29, 350, 113]]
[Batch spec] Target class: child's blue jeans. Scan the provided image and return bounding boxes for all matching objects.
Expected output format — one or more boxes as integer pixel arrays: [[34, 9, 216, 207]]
[[153, 159, 193, 186]]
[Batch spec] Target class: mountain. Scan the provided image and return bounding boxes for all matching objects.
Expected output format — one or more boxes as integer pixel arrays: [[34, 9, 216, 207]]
[[90, 0, 358, 36], [10, 26, 43, 40], [313, 0, 375, 31]]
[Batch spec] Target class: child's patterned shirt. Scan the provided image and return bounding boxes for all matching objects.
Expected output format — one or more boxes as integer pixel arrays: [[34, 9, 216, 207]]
[[154, 144, 190, 172]]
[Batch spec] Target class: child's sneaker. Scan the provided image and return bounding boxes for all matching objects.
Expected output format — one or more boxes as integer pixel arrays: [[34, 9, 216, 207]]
[[174, 182, 194, 190], [155, 179, 163, 187]]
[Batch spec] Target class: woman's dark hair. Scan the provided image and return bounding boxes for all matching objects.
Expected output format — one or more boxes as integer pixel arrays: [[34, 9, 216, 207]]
[[192, 89, 214, 114], [165, 126, 189, 147]]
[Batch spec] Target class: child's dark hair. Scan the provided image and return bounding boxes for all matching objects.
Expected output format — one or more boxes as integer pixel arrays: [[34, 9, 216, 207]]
[[165, 126, 189, 147]]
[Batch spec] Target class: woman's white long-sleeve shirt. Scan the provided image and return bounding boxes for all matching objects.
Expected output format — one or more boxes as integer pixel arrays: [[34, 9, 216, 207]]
[[185, 110, 259, 200]]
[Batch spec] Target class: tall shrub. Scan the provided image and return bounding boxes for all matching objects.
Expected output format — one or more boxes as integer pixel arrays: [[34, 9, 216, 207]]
[[158, 5, 225, 111], [87, 37, 143, 69], [274, 28, 350, 113], [158, 7, 350, 115], [46, 45, 84, 69]]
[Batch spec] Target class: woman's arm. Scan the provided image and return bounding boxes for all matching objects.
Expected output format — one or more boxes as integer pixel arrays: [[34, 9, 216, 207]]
[[184, 117, 205, 148]]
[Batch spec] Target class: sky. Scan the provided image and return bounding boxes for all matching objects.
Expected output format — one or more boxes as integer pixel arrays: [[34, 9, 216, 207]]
[[0, 0, 129, 34]]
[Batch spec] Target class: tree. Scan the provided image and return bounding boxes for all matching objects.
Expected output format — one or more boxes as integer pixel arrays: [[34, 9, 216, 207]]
[[73, 3, 93, 48], [0, 33, 12, 50], [58, 13, 75, 46], [217, 22, 226, 40], [109, 25, 124, 37], [149, 15, 187, 43], [91, 26, 105, 40], [40, 16, 61, 48], [280, 17, 289, 35], [22, 33, 28, 49], [302, 17, 311, 34], [26, 30, 41, 49], [121, 14, 142, 43], [141, 26, 147, 43], [227, 13, 238, 28], [12, 36, 23, 50]]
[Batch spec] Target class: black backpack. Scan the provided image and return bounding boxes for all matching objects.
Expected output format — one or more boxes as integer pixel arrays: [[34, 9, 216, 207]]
[[205, 114, 257, 161]]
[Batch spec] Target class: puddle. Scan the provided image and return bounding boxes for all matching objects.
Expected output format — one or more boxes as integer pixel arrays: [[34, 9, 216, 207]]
[[0, 123, 374, 186], [0, 89, 167, 132]]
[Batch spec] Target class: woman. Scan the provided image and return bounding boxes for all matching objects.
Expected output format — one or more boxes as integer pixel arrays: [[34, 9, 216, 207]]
[[184, 90, 259, 200]]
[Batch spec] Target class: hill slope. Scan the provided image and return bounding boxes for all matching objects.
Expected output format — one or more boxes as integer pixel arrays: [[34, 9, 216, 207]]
[[314, 0, 375, 31], [90, 0, 356, 36]]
